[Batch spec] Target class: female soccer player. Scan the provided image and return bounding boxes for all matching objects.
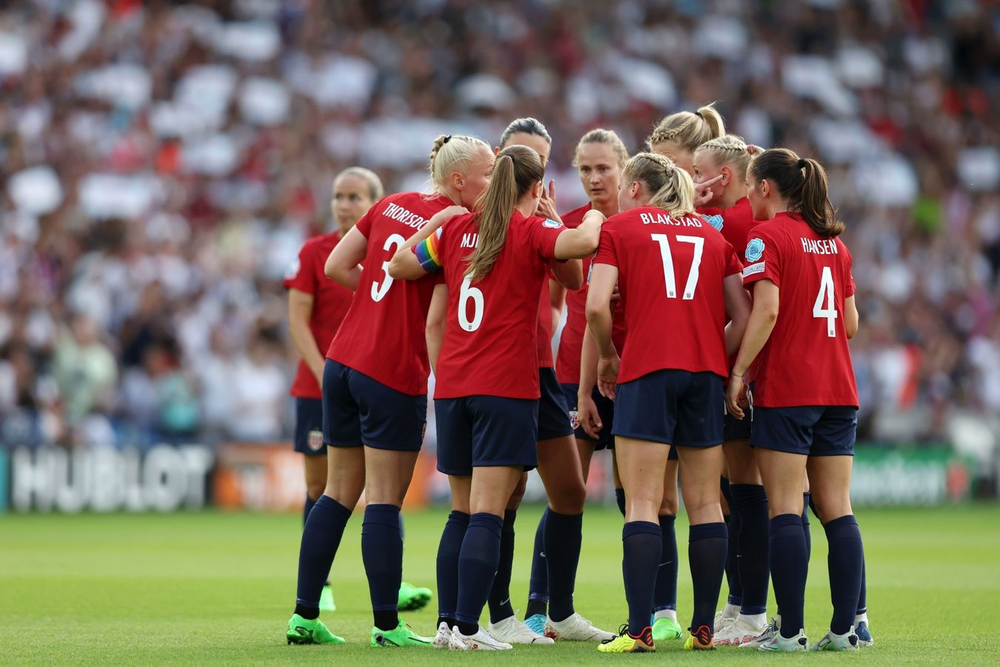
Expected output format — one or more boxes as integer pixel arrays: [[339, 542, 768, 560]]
[[389, 144, 604, 650], [284, 167, 383, 614], [648, 103, 726, 175], [692, 136, 773, 644], [588, 153, 750, 653], [479, 119, 608, 645], [726, 148, 865, 652], [285, 134, 494, 648]]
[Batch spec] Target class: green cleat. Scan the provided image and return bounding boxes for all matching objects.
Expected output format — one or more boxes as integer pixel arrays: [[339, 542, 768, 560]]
[[652, 616, 684, 641], [371, 620, 434, 648], [286, 614, 345, 645], [397, 581, 433, 612], [319, 584, 336, 612]]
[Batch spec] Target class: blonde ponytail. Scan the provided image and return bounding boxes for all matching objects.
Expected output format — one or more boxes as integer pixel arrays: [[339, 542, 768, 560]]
[[429, 134, 491, 194], [695, 134, 755, 181], [622, 152, 695, 218], [647, 102, 727, 153]]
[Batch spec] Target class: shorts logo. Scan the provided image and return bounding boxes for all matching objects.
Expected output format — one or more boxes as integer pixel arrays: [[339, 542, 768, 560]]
[[702, 214, 724, 231], [569, 410, 580, 430], [543, 218, 563, 229], [745, 237, 765, 263], [307, 430, 324, 451], [743, 261, 765, 277]]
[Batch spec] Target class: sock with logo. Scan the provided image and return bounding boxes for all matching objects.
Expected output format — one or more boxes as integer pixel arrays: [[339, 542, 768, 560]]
[[770, 513, 807, 639], [526, 508, 549, 619], [545, 509, 583, 622], [825, 515, 865, 635], [623, 521, 661, 636], [688, 522, 728, 633], [731, 484, 769, 615], [720, 477, 742, 607], [361, 503, 402, 632], [456, 512, 504, 633], [295, 495, 352, 616], [802, 492, 812, 578], [653, 514, 678, 612], [486, 510, 516, 624], [436, 510, 469, 629]]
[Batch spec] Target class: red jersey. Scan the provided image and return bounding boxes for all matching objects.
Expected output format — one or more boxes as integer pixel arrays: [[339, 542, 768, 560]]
[[426, 210, 564, 399], [283, 231, 355, 398], [554, 204, 627, 385], [536, 279, 555, 368], [594, 206, 743, 384], [327, 191, 453, 395], [742, 212, 858, 407], [699, 196, 754, 258]]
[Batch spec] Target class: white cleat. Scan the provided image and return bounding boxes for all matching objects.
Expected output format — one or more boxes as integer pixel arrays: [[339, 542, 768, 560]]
[[452, 625, 512, 650], [714, 609, 738, 633], [487, 615, 554, 645], [758, 628, 809, 652], [740, 617, 779, 649], [714, 617, 769, 646], [544, 613, 616, 642], [811, 627, 859, 651], [433, 622, 467, 650]]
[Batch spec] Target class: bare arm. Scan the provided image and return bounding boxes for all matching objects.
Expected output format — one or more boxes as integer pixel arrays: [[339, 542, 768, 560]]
[[585, 262, 620, 399], [726, 279, 779, 418], [549, 279, 566, 334], [723, 275, 752, 358], [325, 227, 367, 290], [388, 205, 467, 280], [554, 210, 605, 260], [426, 283, 448, 372], [287, 289, 325, 385], [845, 294, 858, 339], [550, 259, 583, 290]]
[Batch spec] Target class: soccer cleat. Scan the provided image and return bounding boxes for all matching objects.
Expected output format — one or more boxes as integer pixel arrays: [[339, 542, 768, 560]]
[[397, 582, 433, 612], [651, 616, 683, 641], [856, 620, 874, 647], [597, 624, 654, 653], [758, 629, 809, 652], [286, 614, 345, 645], [370, 620, 433, 648], [319, 584, 336, 612], [714, 617, 769, 646], [524, 613, 547, 636], [811, 627, 859, 651], [545, 613, 616, 642], [487, 615, 555, 645], [683, 624, 715, 650], [739, 617, 779, 649], [451, 626, 512, 650], [433, 622, 467, 650], [714, 609, 737, 633]]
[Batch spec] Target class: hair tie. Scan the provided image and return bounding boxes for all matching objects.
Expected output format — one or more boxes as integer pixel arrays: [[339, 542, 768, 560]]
[[694, 110, 703, 119], [443, 135, 452, 144], [797, 158, 807, 168]]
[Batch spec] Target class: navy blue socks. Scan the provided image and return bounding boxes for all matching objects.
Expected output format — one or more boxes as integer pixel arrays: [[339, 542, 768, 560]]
[[545, 509, 583, 622], [825, 515, 865, 635], [303, 494, 316, 526], [361, 503, 402, 631], [858, 559, 868, 615], [526, 508, 549, 618], [615, 487, 626, 516], [295, 495, 352, 617], [436, 510, 469, 628], [622, 521, 661, 636], [802, 492, 812, 576], [731, 484, 769, 615], [487, 510, 517, 624], [770, 513, 807, 638], [456, 513, 504, 634], [653, 514, 678, 612], [688, 522, 728, 633], [720, 479, 742, 606]]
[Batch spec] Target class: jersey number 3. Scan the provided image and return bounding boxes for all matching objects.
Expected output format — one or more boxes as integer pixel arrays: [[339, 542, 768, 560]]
[[651, 233, 704, 300], [371, 234, 406, 302], [813, 266, 837, 337]]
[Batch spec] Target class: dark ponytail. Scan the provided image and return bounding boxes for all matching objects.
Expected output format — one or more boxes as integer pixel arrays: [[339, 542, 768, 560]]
[[749, 148, 844, 237]]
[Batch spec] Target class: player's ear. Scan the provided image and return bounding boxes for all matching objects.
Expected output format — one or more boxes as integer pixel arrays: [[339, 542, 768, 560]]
[[493, 146, 501, 157], [630, 180, 641, 200], [759, 178, 770, 198], [720, 165, 732, 187], [451, 170, 465, 191]]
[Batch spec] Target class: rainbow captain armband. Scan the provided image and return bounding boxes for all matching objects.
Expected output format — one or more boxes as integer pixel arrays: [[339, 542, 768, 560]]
[[413, 229, 443, 272]]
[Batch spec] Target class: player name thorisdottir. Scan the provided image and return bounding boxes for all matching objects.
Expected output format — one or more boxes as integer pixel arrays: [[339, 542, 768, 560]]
[[384, 202, 430, 229], [801, 237, 839, 255], [640, 212, 703, 227]]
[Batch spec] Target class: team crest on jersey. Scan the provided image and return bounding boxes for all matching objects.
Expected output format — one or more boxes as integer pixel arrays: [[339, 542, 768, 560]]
[[543, 218, 563, 229], [284, 257, 301, 280], [568, 410, 580, 430], [702, 214, 724, 231], [745, 238, 765, 263], [307, 430, 324, 451]]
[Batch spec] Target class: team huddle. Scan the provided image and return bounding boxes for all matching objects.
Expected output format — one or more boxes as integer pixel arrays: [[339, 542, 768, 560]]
[[281, 105, 871, 653]]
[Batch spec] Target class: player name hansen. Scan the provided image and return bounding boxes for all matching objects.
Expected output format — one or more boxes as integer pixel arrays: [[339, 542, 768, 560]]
[[801, 237, 839, 255], [641, 212, 704, 227]]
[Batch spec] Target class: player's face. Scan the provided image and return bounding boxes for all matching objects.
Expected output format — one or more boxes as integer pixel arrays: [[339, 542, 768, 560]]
[[332, 175, 375, 230], [577, 142, 621, 210], [616, 172, 639, 212], [457, 148, 496, 208], [651, 140, 694, 175], [504, 132, 550, 167], [746, 176, 769, 220], [692, 151, 723, 206]]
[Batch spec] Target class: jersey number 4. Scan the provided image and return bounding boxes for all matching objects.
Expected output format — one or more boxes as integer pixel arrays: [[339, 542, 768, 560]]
[[813, 266, 838, 337], [651, 233, 704, 300]]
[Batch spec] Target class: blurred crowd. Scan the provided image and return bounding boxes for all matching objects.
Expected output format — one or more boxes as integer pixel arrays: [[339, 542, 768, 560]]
[[0, 0, 997, 448]]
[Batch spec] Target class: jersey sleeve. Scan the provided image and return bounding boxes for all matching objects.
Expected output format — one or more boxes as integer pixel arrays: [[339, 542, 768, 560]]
[[841, 241, 856, 297], [354, 205, 377, 239], [725, 243, 744, 278], [412, 226, 444, 272], [593, 227, 618, 267], [742, 226, 780, 287], [528, 217, 565, 261], [283, 243, 317, 293]]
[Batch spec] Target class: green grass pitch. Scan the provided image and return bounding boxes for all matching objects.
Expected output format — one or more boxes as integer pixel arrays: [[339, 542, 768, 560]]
[[2, 505, 999, 664]]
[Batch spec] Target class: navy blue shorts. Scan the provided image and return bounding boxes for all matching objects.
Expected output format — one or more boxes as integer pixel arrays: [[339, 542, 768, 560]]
[[612, 369, 724, 448], [435, 396, 539, 476], [322, 359, 428, 451], [751, 405, 857, 456], [561, 383, 615, 450], [294, 397, 327, 456], [723, 409, 752, 441], [538, 368, 574, 441]]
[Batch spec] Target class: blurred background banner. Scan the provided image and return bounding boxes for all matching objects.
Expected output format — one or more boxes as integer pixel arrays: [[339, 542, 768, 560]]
[[0, 1, 997, 508]]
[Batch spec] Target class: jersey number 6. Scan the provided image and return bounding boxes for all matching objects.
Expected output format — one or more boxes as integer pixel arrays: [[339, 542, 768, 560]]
[[371, 233, 406, 303], [459, 275, 484, 332]]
